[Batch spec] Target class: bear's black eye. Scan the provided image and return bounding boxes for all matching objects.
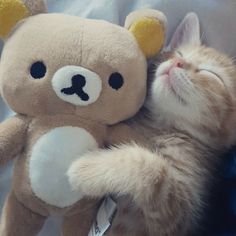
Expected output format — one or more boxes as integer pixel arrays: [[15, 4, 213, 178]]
[[30, 61, 47, 79], [108, 73, 124, 90]]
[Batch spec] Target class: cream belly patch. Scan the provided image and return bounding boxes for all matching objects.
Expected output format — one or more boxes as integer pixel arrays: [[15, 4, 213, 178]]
[[29, 126, 98, 208]]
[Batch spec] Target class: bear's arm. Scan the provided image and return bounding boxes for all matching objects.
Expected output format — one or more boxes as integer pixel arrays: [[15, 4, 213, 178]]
[[0, 115, 29, 165], [106, 123, 144, 146]]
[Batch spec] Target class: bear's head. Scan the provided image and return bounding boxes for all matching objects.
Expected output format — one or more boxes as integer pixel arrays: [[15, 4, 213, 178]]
[[0, 0, 166, 124]]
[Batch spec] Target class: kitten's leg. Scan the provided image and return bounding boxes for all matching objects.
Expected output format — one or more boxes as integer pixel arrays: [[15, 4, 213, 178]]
[[68, 144, 203, 235], [68, 144, 168, 201], [0, 191, 47, 236]]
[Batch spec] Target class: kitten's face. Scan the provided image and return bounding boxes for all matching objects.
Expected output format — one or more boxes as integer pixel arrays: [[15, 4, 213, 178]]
[[152, 45, 236, 124], [149, 14, 236, 146]]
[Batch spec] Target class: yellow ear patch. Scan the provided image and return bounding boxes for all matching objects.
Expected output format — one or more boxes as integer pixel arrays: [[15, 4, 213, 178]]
[[0, 0, 30, 39], [129, 17, 165, 58]]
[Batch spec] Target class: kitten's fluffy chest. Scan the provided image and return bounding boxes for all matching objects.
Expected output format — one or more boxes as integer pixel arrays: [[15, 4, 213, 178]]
[[130, 119, 208, 164], [131, 119, 194, 150]]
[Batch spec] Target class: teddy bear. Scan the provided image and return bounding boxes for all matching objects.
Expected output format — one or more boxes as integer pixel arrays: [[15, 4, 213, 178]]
[[0, 0, 166, 235]]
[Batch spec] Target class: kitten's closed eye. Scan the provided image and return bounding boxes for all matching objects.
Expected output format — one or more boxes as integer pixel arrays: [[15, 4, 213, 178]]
[[198, 69, 224, 85], [174, 49, 224, 86]]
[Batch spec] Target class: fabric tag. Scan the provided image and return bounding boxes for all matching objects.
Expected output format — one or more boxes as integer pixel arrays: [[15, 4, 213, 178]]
[[88, 196, 117, 236]]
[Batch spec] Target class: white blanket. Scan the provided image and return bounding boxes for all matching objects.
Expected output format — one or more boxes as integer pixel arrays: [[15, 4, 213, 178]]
[[0, 0, 236, 235]]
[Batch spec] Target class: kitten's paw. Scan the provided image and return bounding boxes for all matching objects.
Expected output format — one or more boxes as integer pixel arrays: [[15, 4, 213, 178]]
[[67, 158, 105, 197]]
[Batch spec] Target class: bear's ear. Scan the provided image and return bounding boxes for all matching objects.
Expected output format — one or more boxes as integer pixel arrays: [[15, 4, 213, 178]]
[[0, 0, 47, 39], [125, 9, 167, 58]]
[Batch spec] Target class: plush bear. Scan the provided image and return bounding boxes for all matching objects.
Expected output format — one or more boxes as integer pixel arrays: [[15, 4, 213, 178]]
[[0, 0, 166, 235]]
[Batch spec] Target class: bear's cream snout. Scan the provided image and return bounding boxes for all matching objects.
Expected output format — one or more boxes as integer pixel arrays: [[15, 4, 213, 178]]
[[52, 65, 102, 106]]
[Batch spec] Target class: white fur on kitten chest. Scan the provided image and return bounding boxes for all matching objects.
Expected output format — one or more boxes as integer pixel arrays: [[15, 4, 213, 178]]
[[29, 127, 98, 208]]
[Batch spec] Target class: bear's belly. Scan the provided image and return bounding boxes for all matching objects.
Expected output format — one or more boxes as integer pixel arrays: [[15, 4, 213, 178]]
[[29, 126, 98, 208]]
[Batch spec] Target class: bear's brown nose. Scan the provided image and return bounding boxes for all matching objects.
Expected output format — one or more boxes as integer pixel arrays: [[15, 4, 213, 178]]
[[52, 65, 102, 106], [61, 75, 89, 101]]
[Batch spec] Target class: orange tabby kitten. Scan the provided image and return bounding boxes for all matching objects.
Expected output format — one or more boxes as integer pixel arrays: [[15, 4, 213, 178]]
[[68, 13, 236, 235]]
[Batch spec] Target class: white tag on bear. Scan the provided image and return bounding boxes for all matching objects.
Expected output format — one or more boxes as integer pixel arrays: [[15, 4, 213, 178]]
[[88, 196, 117, 236]]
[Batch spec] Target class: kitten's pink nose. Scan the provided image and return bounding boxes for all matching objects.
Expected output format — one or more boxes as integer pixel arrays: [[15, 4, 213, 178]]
[[172, 58, 185, 68], [165, 58, 186, 76]]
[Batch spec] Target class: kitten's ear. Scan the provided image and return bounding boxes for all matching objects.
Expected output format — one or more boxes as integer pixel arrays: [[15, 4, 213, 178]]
[[169, 12, 201, 50]]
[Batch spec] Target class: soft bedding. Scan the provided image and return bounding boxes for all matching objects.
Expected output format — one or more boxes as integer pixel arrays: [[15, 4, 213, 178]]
[[0, 0, 236, 235]]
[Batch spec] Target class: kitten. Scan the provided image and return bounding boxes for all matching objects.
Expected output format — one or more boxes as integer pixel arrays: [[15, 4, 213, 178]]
[[68, 13, 236, 236]]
